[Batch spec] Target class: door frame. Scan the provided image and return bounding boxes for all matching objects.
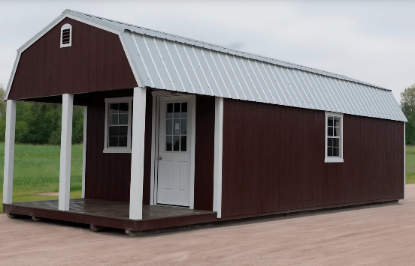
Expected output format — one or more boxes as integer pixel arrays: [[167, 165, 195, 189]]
[[150, 91, 196, 209]]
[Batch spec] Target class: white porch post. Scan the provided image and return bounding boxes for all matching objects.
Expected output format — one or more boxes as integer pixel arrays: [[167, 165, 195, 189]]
[[58, 94, 74, 211], [129, 87, 147, 220], [81, 106, 87, 198], [213, 97, 224, 218], [3, 100, 16, 204]]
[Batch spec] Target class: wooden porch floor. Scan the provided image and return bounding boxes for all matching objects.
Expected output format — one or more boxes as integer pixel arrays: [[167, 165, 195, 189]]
[[3, 199, 217, 232]]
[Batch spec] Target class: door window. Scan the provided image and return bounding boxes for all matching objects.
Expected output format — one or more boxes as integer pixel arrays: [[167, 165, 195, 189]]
[[166, 102, 187, 152]]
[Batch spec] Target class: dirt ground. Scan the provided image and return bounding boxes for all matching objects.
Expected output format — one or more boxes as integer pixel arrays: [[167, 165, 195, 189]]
[[1, 186, 415, 266]]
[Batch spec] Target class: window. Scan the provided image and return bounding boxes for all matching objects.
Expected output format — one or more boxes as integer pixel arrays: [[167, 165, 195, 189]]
[[104, 97, 132, 153], [165, 102, 188, 152], [60, 24, 72, 48], [325, 112, 343, 163]]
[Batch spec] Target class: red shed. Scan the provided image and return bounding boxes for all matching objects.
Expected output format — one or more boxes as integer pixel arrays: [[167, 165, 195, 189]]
[[2, 10, 407, 234]]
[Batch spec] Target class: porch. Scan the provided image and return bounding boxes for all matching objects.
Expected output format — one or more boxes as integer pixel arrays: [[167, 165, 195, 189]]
[[3, 199, 217, 232]]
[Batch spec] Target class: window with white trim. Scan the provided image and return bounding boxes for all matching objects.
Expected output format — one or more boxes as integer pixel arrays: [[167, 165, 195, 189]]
[[325, 112, 344, 163], [60, 24, 72, 48], [104, 97, 132, 153]]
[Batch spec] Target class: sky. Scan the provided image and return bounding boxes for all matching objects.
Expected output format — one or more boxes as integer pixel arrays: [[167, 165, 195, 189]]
[[0, 0, 414, 101]]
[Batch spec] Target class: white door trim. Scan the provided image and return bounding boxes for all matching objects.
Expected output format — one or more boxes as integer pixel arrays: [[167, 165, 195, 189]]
[[150, 91, 196, 209]]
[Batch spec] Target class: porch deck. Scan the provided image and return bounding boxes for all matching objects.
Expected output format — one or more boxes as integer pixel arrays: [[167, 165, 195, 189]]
[[3, 199, 217, 232]]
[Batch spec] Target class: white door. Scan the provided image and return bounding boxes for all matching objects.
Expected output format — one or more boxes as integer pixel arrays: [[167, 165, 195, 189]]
[[157, 97, 193, 206]]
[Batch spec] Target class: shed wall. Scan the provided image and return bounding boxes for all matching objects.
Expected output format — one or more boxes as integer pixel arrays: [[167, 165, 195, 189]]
[[85, 91, 214, 209], [222, 99, 404, 219], [8, 17, 137, 100]]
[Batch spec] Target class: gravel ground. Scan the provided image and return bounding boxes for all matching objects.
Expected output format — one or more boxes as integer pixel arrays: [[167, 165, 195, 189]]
[[1, 185, 415, 266]]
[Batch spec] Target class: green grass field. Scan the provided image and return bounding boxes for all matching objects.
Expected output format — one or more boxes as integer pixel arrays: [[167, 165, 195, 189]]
[[0, 143, 83, 212], [0, 144, 414, 213]]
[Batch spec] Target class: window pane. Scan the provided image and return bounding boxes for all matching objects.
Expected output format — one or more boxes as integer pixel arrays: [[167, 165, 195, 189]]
[[181, 102, 187, 118], [173, 119, 180, 135], [181, 119, 187, 134], [334, 118, 340, 127], [334, 127, 340, 137], [119, 136, 127, 147], [111, 114, 118, 125], [327, 146, 333, 156], [167, 103, 173, 118], [173, 136, 180, 151], [166, 119, 172, 135], [328, 138, 333, 147], [328, 127, 333, 137], [119, 103, 128, 113], [166, 136, 172, 151], [174, 103, 180, 118], [119, 126, 128, 136], [328, 117, 333, 127], [109, 126, 119, 136], [333, 138, 340, 148], [109, 137, 118, 147], [333, 147, 339, 156], [110, 103, 119, 114], [181, 136, 187, 151], [119, 114, 128, 125]]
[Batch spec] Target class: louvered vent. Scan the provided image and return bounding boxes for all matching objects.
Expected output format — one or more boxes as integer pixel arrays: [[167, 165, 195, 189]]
[[62, 29, 71, 44], [60, 24, 72, 48]]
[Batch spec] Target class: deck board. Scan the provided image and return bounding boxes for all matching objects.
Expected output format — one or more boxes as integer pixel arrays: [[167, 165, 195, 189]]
[[4, 199, 217, 231]]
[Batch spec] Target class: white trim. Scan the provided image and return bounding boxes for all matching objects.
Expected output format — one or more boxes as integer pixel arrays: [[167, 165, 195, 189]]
[[119, 32, 145, 88], [58, 94, 74, 211], [3, 100, 16, 204], [213, 97, 224, 218], [324, 112, 344, 163], [103, 97, 133, 153], [150, 91, 196, 208], [81, 106, 87, 198], [129, 87, 147, 220], [60, 23, 72, 48], [5, 52, 21, 101], [404, 123, 406, 198]]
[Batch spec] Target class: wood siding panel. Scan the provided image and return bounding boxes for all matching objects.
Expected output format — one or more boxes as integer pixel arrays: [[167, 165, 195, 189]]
[[84, 92, 214, 206], [194, 95, 215, 211], [8, 18, 137, 100], [222, 99, 404, 219]]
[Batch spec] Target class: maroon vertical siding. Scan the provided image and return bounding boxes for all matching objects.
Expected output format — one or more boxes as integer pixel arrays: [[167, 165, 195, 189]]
[[222, 99, 404, 219], [85, 92, 214, 206], [194, 95, 215, 211], [8, 18, 137, 100], [84, 90, 152, 203]]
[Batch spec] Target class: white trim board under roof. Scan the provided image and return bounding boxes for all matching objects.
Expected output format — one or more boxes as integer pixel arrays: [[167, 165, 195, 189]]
[[6, 9, 407, 122]]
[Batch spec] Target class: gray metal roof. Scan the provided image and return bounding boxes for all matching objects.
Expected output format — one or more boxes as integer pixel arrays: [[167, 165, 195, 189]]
[[15, 10, 408, 122]]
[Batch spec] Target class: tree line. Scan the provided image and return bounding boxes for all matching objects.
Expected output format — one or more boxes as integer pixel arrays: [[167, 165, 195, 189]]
[[0, 85, 83, 144], [401, 84, 415, 145]]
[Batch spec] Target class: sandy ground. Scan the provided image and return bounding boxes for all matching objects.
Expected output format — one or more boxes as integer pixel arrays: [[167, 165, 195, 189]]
[[1, 186, 415, 266]]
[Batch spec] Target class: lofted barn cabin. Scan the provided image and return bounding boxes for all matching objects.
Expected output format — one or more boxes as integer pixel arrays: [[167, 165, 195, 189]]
[[2, 10, 406, 234]]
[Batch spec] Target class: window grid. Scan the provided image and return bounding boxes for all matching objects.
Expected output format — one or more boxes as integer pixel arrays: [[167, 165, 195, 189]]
[[327, 116, 341, 157], [108, 103, 129, 148], [166, 102, 188, 152]]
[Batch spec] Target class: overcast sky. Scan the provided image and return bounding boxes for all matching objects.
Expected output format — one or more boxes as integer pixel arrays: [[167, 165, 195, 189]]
[[0, 0, 414, 101]]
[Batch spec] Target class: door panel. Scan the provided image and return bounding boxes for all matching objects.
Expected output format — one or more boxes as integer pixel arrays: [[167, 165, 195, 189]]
[[157, 97, 192, 206]]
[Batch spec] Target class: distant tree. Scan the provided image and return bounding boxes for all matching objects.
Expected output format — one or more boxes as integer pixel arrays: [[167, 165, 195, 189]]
[[401, 84, 415, 145], [0, 85, 83, 144]]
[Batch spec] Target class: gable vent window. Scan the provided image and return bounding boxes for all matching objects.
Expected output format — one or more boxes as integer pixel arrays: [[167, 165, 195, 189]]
[[60, 24, 72, 48]]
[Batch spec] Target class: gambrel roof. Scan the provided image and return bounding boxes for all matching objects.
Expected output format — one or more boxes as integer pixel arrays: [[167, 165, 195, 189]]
[[6, 9, 407, 122]]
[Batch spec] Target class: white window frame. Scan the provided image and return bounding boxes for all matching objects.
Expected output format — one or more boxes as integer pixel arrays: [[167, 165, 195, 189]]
[[60, 23, 72, 48], [324, 112, 344, 163], [103, 97, 133, 153]]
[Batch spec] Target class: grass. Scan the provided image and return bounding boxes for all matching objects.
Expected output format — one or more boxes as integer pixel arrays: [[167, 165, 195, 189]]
[[0, 143, 82, 212], [406, 146, 415, 184], [0, 143, 414, 213]]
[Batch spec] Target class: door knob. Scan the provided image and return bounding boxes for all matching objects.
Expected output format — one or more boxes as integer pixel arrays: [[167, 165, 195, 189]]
[[157, 156, 162, 160]]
